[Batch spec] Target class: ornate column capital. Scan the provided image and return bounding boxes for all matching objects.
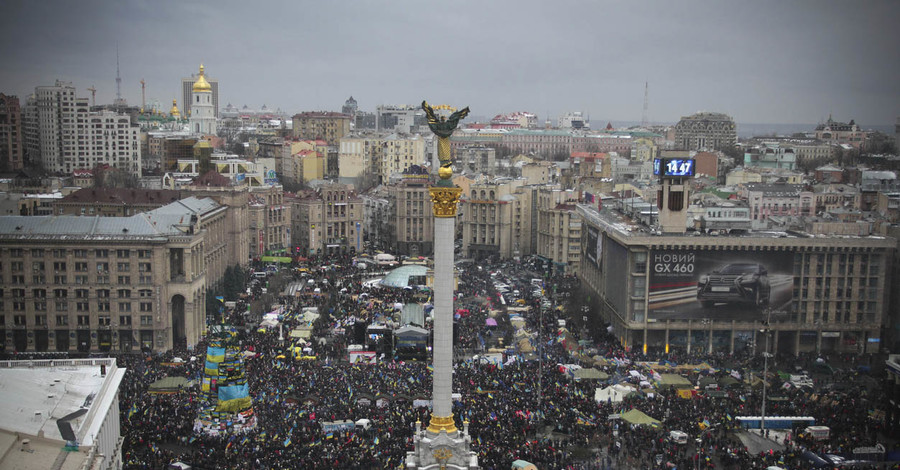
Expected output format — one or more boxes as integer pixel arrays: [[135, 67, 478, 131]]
[[429, 187, 462, 218]]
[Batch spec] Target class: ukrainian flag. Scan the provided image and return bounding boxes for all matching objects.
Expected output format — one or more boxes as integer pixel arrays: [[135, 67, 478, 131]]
[[216, 384, 251, 413], [205, 360, 219, 377], [207, 346, 226, 363]]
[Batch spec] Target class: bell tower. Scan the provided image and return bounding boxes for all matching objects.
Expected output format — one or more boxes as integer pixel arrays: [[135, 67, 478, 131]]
[[189, 64, 216, 136]]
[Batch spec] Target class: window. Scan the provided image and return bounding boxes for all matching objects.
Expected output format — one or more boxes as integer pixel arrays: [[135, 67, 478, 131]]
[[75, 262, 88, 272], [14, 315, 26, 326], [119, 315, 132, 326], [34, 289, 47, 298], [139, 302, 152, 312], [34, 300, 47, 311], [35, 315, 47, 326], [11, 261, 23, 272], [76, 301, 89, 312], [117, 275, 131, 285], [95, 249, 108, 258], [138, 262, 151, 272], [9, 248, 23, 258], [96, 275, 109, 284], [117, 262, 130, 272], [74, 249, 88, 258], [137, 249, 151, 259], [118, 289, 131, 298], [52, 249, 66, 258], [32, 274, 46, 284], [11, 275, 24, 285], [54, 275, 67, 284], [53, 261, 66, 271], [75, 275, 88, 285], [98, 315, 110, 326], [31, 249, 44, 257], [77, 315, 90, 326], [98, 301, 110, 312], [116, 249, 130, 258], [140, 315, 153, 326], [118, 302, 132, 312], [98, 289, 110, 298], [139, 275, 152, 284], [33, 261, 45, 272], [96, 262, 109, 273]]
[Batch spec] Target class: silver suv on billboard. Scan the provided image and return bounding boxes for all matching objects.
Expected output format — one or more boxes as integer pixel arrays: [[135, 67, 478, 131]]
[[696, 263, 770, 309]]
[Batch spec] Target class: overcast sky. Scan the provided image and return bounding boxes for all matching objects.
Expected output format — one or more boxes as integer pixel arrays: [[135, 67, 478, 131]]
[[2, 0, 898, 126]]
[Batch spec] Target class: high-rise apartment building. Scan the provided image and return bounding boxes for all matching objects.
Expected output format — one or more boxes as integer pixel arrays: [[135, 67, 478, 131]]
[[382, 134, 426, 181], [0, 94, 24, 171], [182, 67, 219, 119], [23, 81, 141, 176], [673, 112, 737, 151]]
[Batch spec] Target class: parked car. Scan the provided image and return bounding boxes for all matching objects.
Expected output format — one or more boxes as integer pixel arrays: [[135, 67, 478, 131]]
[[697, 263, 770, 308]]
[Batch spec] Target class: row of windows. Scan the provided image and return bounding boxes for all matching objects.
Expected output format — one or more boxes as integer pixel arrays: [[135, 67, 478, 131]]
[[0, 299, 154, 314], [5, 248, 152, 258], [5, 261, 152, 272], [0, 288, 154, 299], [1, 314, 154, 327], [4, 274, 152, 285]]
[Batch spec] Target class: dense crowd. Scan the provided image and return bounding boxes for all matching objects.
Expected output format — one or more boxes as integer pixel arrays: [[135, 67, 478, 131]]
[[15, 253, 894, 469]]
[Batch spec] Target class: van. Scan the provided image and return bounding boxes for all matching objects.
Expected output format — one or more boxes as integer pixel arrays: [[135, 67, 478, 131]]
[[668, 430, 688, 444]]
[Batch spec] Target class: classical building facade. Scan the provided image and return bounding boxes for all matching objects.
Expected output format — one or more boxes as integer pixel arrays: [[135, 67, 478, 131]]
[[815, 116, 868, 151], [249, 184, 290, 258], [0, 197, 227, 353], [536, 188, 581, 274], [673, 112, 737, 151], [387, 167, 433, 257], [578, 203, 894, 356], [291, 183, 363, 256]]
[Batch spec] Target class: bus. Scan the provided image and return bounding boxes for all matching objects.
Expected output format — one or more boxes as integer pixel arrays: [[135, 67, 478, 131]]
[[736, 416, 815, 430]]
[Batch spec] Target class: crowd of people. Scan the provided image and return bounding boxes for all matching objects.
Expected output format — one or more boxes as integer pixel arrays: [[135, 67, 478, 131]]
[[19, 253, 894, 469]]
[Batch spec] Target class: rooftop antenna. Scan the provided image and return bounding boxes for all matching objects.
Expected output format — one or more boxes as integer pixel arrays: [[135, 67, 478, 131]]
[[115, 44, 122, 103], [140, 79, 146, 114], [641, 81, 649, 127]]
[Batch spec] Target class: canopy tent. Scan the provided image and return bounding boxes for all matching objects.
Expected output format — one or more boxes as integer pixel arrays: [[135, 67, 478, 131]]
[[290, 327, 312, 339], [594, 384, 637, 403], [657, 373, 693, 389], [395, 325, 428, 349], [485, 318, 498, 327], [516, 338, 535, 353], [620, 409, 661, 427], [719, 376, 741, 388], [149, 376, 192, 393], [299, 307, 320, 323], [573, 368, 609, 381], [511, 461, 538, 470]]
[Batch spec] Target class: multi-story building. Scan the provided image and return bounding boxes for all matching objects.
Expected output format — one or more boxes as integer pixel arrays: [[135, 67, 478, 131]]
[[577, 202, 894, 356], [23, 81, 141, 176], [381, 134, 426, 182], [341, 96, 358, 120], [812, 184, 860, 214], [291, 112, 351, 146], [181, 66, 219, 119], [744, 143, 797, 170], [387, 166, 433, 257], [456, 145, 496, 175], [536, 188, 581, 274], [673, 112, 737, 151], [815, 116, 868, 151], [248, 185, 289, 258], [558, 111, 587, 129], [742, 183, 814, 229], [360, 187, 391, 252], [0, 93, 24, 171], [291, 183, 363, 256], [459, 179, 532, 260], [376, 105, 423, 134], [338, 135, 384, 183], [489, 111, 537, 129], [0, 197, 226, 353]]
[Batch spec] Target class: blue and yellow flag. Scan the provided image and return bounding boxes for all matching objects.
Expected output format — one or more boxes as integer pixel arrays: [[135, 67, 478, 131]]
[[207, 346, 225, 363]]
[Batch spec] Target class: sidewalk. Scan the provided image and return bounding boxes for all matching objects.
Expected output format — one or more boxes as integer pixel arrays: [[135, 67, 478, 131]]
[[735, 429, 786, 454]]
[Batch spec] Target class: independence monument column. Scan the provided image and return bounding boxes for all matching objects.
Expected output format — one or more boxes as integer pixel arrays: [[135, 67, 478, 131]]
[[406, 101, 478, 470]]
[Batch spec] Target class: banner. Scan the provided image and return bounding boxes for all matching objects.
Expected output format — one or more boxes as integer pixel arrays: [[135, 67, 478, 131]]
[[207, 347, 225, 363]]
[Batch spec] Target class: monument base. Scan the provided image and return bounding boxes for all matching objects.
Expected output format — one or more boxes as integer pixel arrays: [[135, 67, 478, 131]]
[[406, 419, 479, 470]]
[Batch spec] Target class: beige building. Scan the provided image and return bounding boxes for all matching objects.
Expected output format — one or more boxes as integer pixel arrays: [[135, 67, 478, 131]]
[[248, 184, 290, 258], [338, 135, 384, 182], [291, 112, 351, 146], [0, 197, 226, 353], [673, 112, 737, 151], [291, 183, 364, 255], [381, 134, 426, 182], [725, 167, 763, 186], [386, 166, 434, 257], [536, 188, 581, 274], [459, 179, 533, 260], [520, 161, 553, 185], [52, 188, 182, 217]]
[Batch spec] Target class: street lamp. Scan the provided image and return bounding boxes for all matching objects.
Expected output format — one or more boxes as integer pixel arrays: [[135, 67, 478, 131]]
[[760, 309, 772, 436]]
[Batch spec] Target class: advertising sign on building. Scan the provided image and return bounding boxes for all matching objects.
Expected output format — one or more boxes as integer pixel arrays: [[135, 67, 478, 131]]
[[648, 249, 794, 320]]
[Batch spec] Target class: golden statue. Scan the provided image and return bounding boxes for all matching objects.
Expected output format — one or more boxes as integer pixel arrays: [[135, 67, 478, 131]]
[[422, 101, 470, 181]]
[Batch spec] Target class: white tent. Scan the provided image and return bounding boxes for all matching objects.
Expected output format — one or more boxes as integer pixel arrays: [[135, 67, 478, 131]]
[[594, 384, 637, 403]]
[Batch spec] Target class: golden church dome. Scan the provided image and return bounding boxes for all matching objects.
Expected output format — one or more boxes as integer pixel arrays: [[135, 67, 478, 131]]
[[192, 64, 212, 93], [170, 99, 181, 117]]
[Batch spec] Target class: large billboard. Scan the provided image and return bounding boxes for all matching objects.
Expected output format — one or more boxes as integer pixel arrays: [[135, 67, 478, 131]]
[[648, 250, 794, 320], [585, 225, 601, 266]]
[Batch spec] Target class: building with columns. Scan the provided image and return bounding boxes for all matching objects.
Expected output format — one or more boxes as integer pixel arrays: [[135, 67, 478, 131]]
[[0, 197, 227, 353]]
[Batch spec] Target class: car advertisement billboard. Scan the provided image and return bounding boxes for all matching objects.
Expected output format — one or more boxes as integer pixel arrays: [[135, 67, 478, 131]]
[[648, 249, 794, 320]]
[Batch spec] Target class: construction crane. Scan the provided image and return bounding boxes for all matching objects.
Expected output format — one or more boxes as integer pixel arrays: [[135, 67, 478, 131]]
[[140, 79, 146, 114], [87, 86, 97, 107]]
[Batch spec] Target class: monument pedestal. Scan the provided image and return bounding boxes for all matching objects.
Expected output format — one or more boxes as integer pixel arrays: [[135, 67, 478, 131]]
[[406, 420, 479, 470]]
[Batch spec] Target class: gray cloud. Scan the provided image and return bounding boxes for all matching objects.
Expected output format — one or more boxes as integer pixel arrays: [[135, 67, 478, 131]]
[[1, 0, 897, 126]]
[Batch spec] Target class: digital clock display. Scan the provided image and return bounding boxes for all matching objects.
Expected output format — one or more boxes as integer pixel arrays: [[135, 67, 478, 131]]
[[654, 158, 695, 177]]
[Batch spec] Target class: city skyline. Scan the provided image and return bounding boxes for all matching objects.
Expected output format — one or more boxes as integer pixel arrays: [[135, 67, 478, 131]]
[[1, 0, 898, 126]]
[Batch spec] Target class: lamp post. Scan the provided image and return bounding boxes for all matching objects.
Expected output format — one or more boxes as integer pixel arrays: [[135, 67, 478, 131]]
[[760, 309, 772, 437]]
